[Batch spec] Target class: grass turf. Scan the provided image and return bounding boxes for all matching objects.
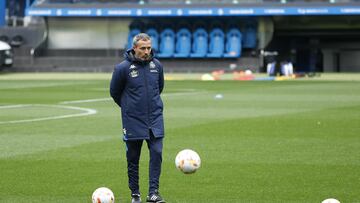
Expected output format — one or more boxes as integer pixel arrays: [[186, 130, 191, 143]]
[[0, 73, 359, 203]]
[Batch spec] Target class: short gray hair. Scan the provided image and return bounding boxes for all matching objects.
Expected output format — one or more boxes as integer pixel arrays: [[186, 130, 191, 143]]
[[132, 33, 151, 46]]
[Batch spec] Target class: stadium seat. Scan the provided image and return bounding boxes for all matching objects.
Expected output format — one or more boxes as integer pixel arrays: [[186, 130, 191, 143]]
[[157, 28, 175, 58], [146, 28, 159, 52], [174, 28, 191, 58], [243, 25, 257, 49], [224, 28, 242, 58], [190, 28, 208, 58], [206, 28, 224, 58], [127, 28, 141, 50]]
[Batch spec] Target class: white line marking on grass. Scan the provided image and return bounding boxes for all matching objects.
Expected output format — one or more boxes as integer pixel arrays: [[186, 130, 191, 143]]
[[58, 91, 207, 104], [60, 98, 112, 104], [0, 104, 97, 124], [0, 90, 206, 124], [0, 104, 31, 109], [0, 81, 92, 90]]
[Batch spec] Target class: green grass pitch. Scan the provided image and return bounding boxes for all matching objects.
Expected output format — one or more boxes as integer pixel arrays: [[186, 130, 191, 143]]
[[0, 73, 359, 203]]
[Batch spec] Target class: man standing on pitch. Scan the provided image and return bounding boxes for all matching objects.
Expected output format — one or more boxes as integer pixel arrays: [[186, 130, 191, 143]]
[[110, 33, 166, 203]]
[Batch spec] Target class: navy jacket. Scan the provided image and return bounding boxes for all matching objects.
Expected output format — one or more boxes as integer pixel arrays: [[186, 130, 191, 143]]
[[110, 49, 164, 140]]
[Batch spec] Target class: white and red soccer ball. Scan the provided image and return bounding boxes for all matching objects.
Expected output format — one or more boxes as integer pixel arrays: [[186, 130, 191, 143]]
[[175, 149, 201, 174], [92, 187, 114, 203], [321, 198, 340, 203]]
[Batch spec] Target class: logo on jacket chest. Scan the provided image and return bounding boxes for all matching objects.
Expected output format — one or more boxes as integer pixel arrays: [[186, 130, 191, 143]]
[[129, 64, 139, 77], [149, 61, 158, 73], [130, 69, 139, 77], [150, 61, 156, 69]]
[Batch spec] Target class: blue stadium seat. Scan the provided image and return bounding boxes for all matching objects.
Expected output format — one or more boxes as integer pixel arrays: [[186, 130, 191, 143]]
[[243, 25, 257, 49], [127, 28, 141, 50], [190, 28, 208, 58], [224, 28, 242, 58], [206, 28, 225, 58], [174, 28, 191, 58], [146, 28, 159, 52], [157, 28, 175, 58]]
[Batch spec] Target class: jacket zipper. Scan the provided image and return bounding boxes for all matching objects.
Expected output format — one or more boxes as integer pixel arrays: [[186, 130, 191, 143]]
[[143, 64, 151, 130]]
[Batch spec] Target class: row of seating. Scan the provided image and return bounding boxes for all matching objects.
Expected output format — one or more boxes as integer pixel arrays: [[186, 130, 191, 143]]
[[127, 27, 256, 58]]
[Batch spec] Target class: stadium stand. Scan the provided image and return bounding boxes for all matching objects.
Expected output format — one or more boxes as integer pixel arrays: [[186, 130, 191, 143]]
[[206, 28, 225, 58], [126, 20, 144, 49], [127, 28, 141, 50], [174, 28, 191, 58], [157, 28, 175, 58], [190, 28, 208, 58], [2, 0, 360, 72], [146, 28, 159, 52], [242, 24, 257, 49], [224, 28, 242, 58], [138, 20, 245, 59]]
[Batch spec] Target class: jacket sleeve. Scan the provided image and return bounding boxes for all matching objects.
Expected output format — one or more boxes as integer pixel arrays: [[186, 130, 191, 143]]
[[110, 64, 126, 107]]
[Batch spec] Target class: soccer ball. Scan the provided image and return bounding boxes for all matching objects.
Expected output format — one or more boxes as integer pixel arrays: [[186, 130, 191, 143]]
[[321, 198, 340, 203], [175, 149, 201, 174], [92, 187, 115, 203]]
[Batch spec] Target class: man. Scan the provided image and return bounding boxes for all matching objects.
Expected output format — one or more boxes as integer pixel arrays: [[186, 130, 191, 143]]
[[110, 33, 165, 203]]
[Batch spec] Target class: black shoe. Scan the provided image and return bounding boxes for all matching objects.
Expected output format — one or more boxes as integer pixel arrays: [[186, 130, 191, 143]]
[[146, 190, 165, 203], [131, 193, 142, 203]]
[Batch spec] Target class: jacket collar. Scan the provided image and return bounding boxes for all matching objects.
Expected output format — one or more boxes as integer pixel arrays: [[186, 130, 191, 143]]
[[124, 49, 155, 66]]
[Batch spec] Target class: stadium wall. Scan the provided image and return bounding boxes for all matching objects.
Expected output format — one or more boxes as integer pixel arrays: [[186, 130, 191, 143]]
[[47, 18, 131, 49]]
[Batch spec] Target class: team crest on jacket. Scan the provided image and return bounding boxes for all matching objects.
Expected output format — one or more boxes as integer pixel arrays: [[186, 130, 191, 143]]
[[149, 61, 158, 72], [130, 69, 139, 77], [150, 61, 156, 69], [130, 64, 136, 69]]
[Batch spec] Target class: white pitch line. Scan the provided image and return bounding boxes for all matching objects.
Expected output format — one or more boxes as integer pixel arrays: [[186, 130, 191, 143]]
[[58, 91, 208, 104], [0, 104, 97, 124], [59, 98, 112, 104], [0, 104, 32, 109], [0, 91, 207, 124]]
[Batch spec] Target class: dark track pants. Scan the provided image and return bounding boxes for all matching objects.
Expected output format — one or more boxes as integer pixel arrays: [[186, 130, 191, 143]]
[[125, 132, 163, 195]]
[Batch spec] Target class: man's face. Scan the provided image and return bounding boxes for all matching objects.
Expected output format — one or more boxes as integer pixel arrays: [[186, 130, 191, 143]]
[[133, 39, 152, 61]]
